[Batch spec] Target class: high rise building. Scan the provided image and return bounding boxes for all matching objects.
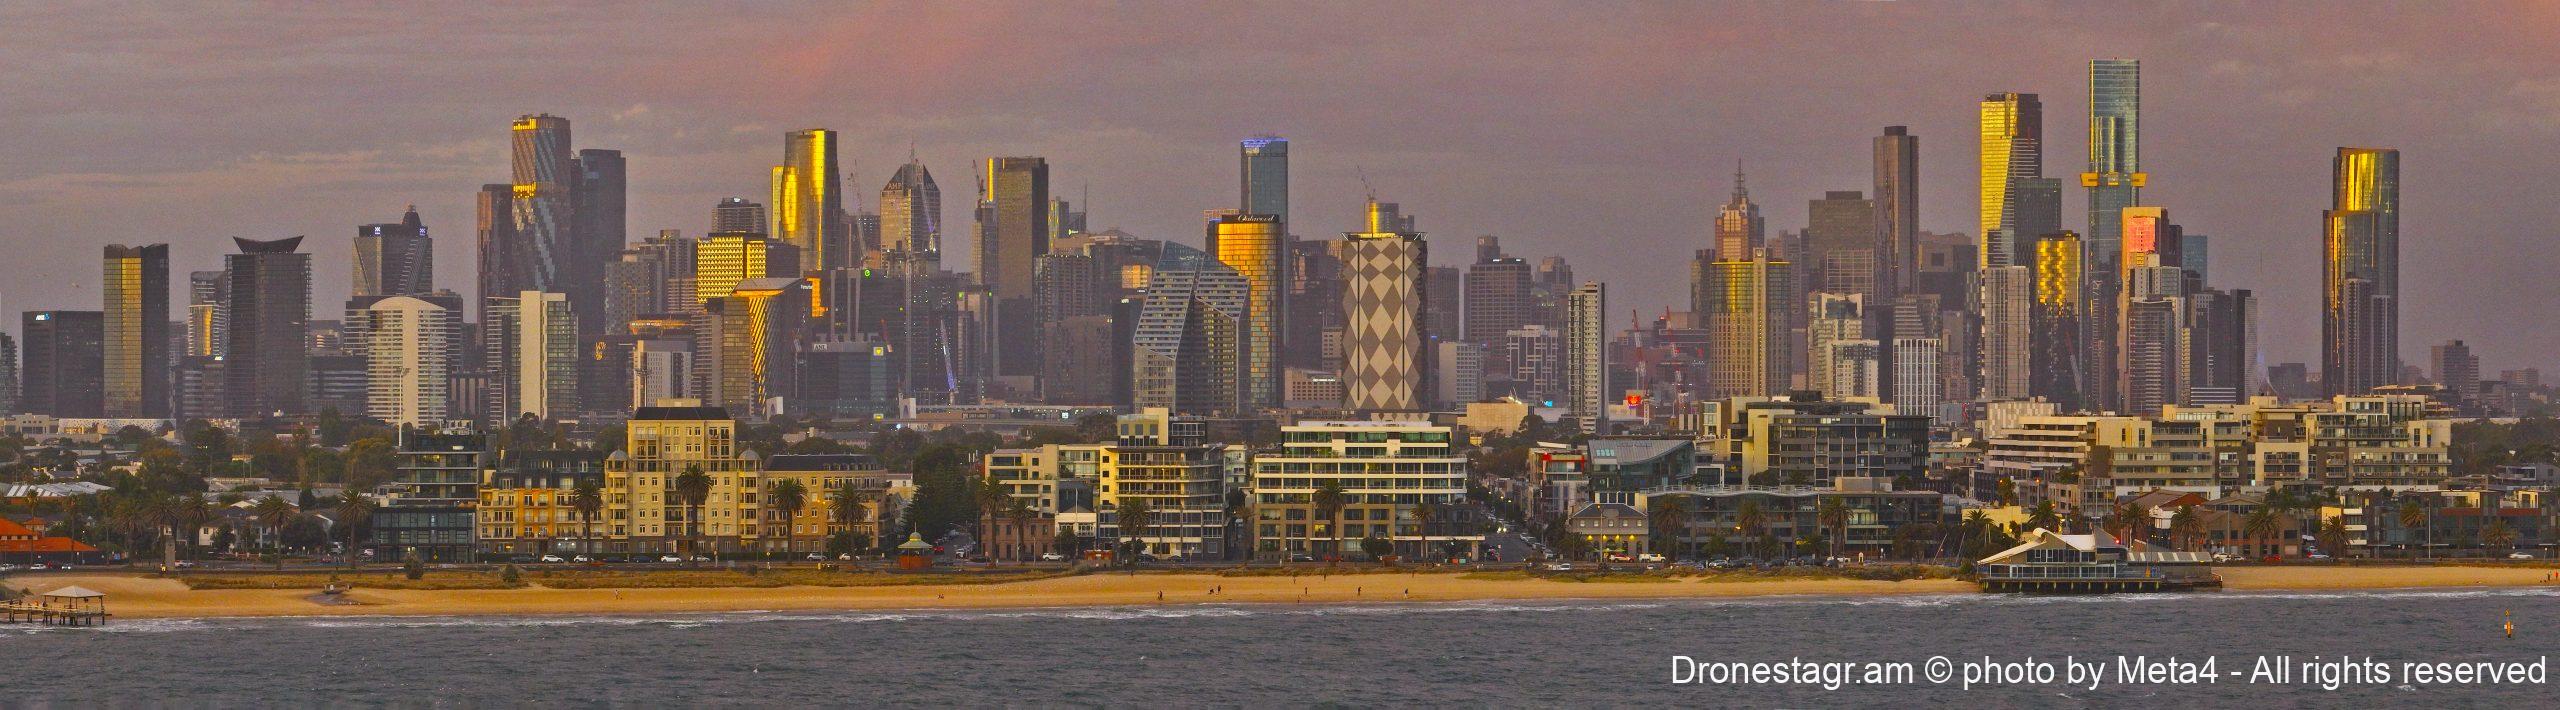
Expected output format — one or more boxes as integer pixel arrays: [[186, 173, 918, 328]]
[[1240, 136, 1289, 225], [1435, 341, 1485, 406], [1890, 336, 1942, 416], [772, 129, 847, 272], [187, 270, 228, 358], [474, 183, 522, 321], [359, 295, 455, 427], [975, 157, 1050, 299], [694, 231, 772, 302], [1463, 252, 1534, 343], [1873, 126, 1920, 297], [0, 333, 16, 415], [355, 207, 433, 297], [714, 197, 766, 234], [879, 159, 942, 263], [2432, 339, 2480, 407], [223, 237, 311, 418], [1131, 244, 1249, 415], [1342, 199, 1429, 411], [571, 148, 627, 331], [1705, 250, 1792, 398], [1978, 92, 2043, 268], [698, 278, 809, 418], [1207, 212, 1286, 409], [1807, 292, 1871, 399], [2323, 147, 2400, 396], [1564, 282, 1607, 432], [2083, 60, 2143, 415], [1805, 191, 1880, 302], [1977, 265, 2033, 401], [2184, 287, 2254, 406], [101, 244, 170, 418], [19, 311, 103, 418], [483, 291, 577, 422], [508, 114, 574, 295], [2030, 232, 2087, 411], [1714, 168, 1765, 258]]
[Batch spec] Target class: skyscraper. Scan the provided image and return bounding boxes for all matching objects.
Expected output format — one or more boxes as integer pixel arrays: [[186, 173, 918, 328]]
[[1873, 126, 1919, 297], [1342, 199, 1428, 411], [2432, 339, 2480, 408], [483, 291, 577, 422], [1705, 250, 1792, 398], [474, 183, 522, 320], [1564, 282, 1606, 432], [1976, 265, 2033, 401], [1714, 168, 1765, 258], [694, 231, 772, 302], [879, 159, 942, 261], [101, 244, 170, 418], [571, 147, 627, 332], [772, 129, 847, 272], [2029, 232, 2086, 411], [975, 157, 1051, 299], [20, 311, 103, 418], [697, 278, 807, 417], [355, 207, 433, 297], [360, 295, 455, 427], [1207, 212, 1286, 409], [509, 114, 574, 294], [187, 270, 227, 358], [1978, 92, 2043, 268], [1807, 292, 1873, 400], [2082, 60, 2143, 416], [1240, 136, 1289, 225], [224, 236, 312, 417], [1132, 244, 1249, 415], [714, 197, 767, 234], [1463, 252, 1533, 342], [2323, 147, 2400, 396], [1805, 190, 1880, 301]]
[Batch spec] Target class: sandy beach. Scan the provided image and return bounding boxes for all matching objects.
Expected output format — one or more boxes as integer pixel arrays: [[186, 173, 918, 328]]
[[7, 565, 2553, 620]]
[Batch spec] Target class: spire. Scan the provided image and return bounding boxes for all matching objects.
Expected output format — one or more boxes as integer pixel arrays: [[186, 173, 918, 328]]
[[401, 205, 421, 228], [1731, 160, 1749, 202]]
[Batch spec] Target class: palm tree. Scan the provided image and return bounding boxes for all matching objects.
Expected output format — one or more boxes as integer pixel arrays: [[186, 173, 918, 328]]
[[830, 483, 869, 552], [1409, 500, 1441, 561], [2483, 518, 2518, 556], [2317, 517, 2350, 559], [1816, 497, 1848, 560], [333, 493, 375, 567], [2023, 500, 2063, 533], [974, 474, 1007, 558], [2107, 500, 2149, 543], [253, 496, 295, 569], [166, 494, 218, 564], [1646, 496, 1688, 562], [1736, 499, 1767, 559], [1312, 481, 1347, 562], [1994, 477, 2017, 507], [2169, 505, 2205, 552], [673, 465, 713, 566], [1115, 498, 1155, 563], [2398, 498, 2430, 559], [569, 479, 604, 560], [1005, 497, 1036, 563], [2242, 506, 2282, 559], [768, 479, 808, 561], [1961, 510, 1997, 558]]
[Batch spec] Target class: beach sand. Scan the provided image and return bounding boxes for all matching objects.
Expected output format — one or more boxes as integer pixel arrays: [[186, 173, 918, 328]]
[[7, 565, 2551, 620]]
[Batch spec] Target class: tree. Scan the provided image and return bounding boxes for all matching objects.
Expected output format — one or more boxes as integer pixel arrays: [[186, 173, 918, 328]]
[[2242, 506, 2282, 559], [2483, 518, 2519, 555], [570, 479, 604, 560], [1409, 500, 1441, 561], [1005, 497, 1036, 564], [165, 494, 218, 564], [1115, 499, 1155, 563], [253, 496, 295, 569], [1994, 477, 2018, 507], [1312, 481, 1347, 562], [973, 474, 1007, 557], [769, 479, 808, 560], [2317, 517, 2350, 559], [333, 493, 374, 567], [1360, 535, 1392, 561], [2398, 498, 2431, 559], [1646, 496, 1688, 562], [830, 483, 870, 547], [2107, 499, 2149, 543], [2024, 501, 2062, 533], [2169, 505, 2205, 552], [674, 465, 713, 566], [1816, 497, 1848, 559]]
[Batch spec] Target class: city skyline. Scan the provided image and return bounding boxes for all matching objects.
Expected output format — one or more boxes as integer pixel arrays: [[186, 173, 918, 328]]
[[4, 5, 2560, 371]]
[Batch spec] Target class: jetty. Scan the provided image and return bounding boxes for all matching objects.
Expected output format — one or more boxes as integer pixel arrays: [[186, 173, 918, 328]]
[[2, 585, 111, 626], [1975, 528, 2221, 593]]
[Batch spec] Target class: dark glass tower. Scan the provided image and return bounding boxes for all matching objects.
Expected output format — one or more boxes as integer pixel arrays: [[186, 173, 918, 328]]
[[224, 236, 313, 417]]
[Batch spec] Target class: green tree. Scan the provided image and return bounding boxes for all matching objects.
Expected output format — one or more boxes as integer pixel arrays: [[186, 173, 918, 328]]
[[333, 493, 374, 567], [1816, 497, 1848, 559], [1005, 497, 1036, 563], [830, 482, 870, 547], [769, 479, 809, 560], [1360, 535, 1392, 560], [674, 465, 713, 566], [2169, 505, 2205, 551], [973, 473, 1007, 557], [1312, 481, 1347, 562], [2242, 506, 2283, 559], [2024, 501, 2062, 533], [2317, 517, 2349, 559], [2398, 498, 2430, 559], [1115, 498, 1155, 562], [253, 496, 296, 569], [1646, 496, 1688, 562], [570, 479, 604, 559], [2483, 518, 2518, 555], [1410, 500, 1442, 561]]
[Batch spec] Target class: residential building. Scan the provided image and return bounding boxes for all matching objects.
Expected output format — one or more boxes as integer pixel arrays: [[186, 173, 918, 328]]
[[1250, 419, 1475, 560], [1342, 199, 1429, 411], [224, 236, 312, 418], [377, 431, 488, 562], [2322, 147, 2400, 396]]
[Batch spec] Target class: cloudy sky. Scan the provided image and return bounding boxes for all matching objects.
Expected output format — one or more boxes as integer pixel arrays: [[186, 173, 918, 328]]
[[4, 2, 2558, 372]]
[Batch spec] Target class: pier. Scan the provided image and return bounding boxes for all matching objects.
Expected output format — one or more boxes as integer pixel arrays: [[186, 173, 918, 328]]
[[2, 585, 110, 626]]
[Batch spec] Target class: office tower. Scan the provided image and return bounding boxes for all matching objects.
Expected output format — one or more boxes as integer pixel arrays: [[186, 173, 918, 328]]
[[772, 129, 846, 272], [714, 197, 767, 234], [1705, 250, 1792, 398], [2030, 232, 2087, 411], [223, 237, 311, 418], [1807, 292, 1872, 399], [474, 183, 522, 320], [1891, 335, 1943, 415], [1978, 92, 2043, 268], [1564, 282, 1606, 432], [1464, 254, 1533, 343], [1422, 264, 1461, 379], [483, 291, 577, 422], [1207, 212, 1286, 409], [1049, 197, 1087, 243], [100, 244, 170, 418], [1497, 325, 1563, 403], [694, 231, 772, 302], [2121, 265, 2187, 415], [1975, 265, 2033, 401], [629, 336, 694, 407], [1240, 136, 1289, 224], [1132, 243, 1249, 415], [20, 311, 104, 417], [187, 270, 228, 358], [355, 207, 433, 297], [1435, 341, 1485, 406], [1873, 126, 1920, 297], [508, 114, 574, 295], [880, 159, 942, 262], [2184, 288, 2253, 406], [571, 148, 627, 328], [698, 278, 809, 417], [974, 157, 1050, 298], [1342, 199, 1429, 411], [359, 295, 455, 427], [2432, 340, 2480, 406], [2000, 177, 2063, 268], [2323, 147, 2400, 396], [1714, 168, 1764, 257], [2082, 60, 2143, 405], [0, 333, 16, 414], [1806, 191, 1880, 302], [1282, 240, 1342, 370]]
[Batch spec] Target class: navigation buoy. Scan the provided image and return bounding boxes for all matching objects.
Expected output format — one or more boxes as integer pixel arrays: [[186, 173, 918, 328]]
[[2505, 609, 2515, 639]]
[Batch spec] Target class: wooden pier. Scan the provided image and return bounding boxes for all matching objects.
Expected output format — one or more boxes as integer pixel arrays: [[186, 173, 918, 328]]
[[2, 600, 110, 626]]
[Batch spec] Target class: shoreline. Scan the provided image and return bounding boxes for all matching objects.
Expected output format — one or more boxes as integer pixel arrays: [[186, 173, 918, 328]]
[[9, 565, 2555, 621]]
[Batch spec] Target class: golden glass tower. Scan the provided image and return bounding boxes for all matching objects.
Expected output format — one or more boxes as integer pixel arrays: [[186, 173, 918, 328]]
[[1978, 92, 2043, 268], [2030, 232, 2085, 410], [694, 231, 771, 302], [101, 243, 170, 418], [1208, 212, 1285, 409], [1705, 250, 1791, 399], [2323, 147, 2399, 396], [771, 129, 844, 272]]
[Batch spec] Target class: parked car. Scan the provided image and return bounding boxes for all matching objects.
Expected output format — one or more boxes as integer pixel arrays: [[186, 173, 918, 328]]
[[1288, 553, 1316, 563], [804, 553, 827, 561], [1544, 562, 1575, 571], [0, 563, 21, 572], [173, 560, 198, 569], [658, 555, 683, 563], [1039, 552, 1064, 562], [1635, 553, 1666, 563], [539, 555, 565, 563], [571, 555, 592, 563], [2510, 552, 2536, 560]]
